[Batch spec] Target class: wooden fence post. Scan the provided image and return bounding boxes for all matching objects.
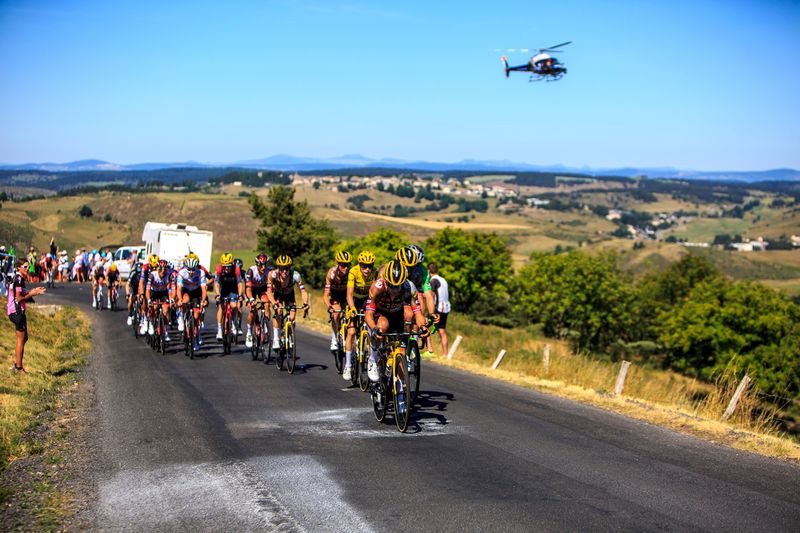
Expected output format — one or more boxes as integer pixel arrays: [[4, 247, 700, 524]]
[[614, 361, 632, 395], [721, 375, 752, 421], [543, 344, 550, 376], [491, 349, 507, 370], [446, 335, 463, 360]]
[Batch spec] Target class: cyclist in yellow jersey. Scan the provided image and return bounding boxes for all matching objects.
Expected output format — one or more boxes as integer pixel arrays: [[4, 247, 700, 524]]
[[342, 250, 376, 381]]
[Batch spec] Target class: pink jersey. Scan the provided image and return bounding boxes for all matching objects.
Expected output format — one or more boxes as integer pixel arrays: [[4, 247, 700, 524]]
[[7, 273, 27, 315]]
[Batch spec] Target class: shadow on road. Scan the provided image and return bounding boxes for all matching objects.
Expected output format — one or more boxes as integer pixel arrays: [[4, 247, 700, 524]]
[[404, 390, 454, 434]]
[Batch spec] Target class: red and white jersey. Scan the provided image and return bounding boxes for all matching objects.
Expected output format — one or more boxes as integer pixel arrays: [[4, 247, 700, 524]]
[[147, 268, 173, 292], [245, 265, 270, 289]]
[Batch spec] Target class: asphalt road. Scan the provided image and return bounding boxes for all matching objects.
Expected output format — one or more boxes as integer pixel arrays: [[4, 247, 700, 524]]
[[48, 284, 800, 532]]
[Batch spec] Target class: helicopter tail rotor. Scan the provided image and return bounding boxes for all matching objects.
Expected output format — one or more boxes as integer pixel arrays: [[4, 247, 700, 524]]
[[501, 55, 510, 78]]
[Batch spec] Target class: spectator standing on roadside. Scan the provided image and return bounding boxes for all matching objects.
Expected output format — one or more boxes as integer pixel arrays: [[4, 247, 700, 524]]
[[7, 259, 46, 373], [0, 245, 12, 296], [49, 236, 58, 257], [428, 263, 451, 357]]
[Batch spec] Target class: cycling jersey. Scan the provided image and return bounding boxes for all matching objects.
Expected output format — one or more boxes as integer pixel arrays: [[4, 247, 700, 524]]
[[367, 278, 417, 314], [128, 272, 142, 295], [347, 266, 376, 300], [407, 264, 432, 293], [268, 268, 304, 296], [92, 263, 106, 279], [214, 264, 242, 292], [245, 265, 270, 290], [147, 269, 173, 293], [176, 267, 207, 292], [324, 266, 349, 293]]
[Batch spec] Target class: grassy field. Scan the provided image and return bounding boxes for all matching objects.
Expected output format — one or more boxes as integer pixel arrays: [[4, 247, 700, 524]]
[[3, 188, 798, 292], [0, 306, 91, 531]]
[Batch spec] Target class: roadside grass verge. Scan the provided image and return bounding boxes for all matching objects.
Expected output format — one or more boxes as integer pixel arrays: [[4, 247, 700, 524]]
[[0, 306, 92, 484], [438, 313, 800, 461]]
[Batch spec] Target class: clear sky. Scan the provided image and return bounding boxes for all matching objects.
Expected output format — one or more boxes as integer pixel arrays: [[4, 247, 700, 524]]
[[1, 0, 798, 170]]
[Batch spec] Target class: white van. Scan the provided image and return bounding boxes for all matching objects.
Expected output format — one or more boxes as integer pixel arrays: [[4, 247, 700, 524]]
[[113, 246, 145, 280]]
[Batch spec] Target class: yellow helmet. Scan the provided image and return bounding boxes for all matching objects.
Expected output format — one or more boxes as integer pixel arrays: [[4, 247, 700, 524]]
[[357, 250, 376, 265], [186, 252, 199, 262], [395, 246, 419, 267], [109, 263, 118, 272], [148, 254, 159, 268], [275, 255, 293, 267], [335, 250, 352, 264], [384, 260, 408, 286], [219, 252, 233, 266]]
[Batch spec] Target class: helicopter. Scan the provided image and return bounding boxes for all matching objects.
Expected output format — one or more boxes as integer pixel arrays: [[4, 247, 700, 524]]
[[501, 41, 571, 81]]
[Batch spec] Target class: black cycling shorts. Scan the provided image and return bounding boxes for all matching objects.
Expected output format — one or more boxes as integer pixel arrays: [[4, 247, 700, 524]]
[[8, 311, 27, 332]]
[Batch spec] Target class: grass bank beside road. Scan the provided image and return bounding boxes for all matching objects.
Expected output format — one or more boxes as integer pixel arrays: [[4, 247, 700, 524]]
[[0, 306, 91, 500], [437, 313, 800, 462]]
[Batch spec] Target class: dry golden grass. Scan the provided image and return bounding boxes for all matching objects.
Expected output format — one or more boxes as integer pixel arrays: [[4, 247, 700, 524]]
[[0, 306, 92, 469], [434, 313, 800, 461]]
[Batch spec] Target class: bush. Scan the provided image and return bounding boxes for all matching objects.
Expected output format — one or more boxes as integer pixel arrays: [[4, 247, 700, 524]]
[[424, 227, 513, 314], [513, 251, 637, 353], [78, 205, 93, 218]]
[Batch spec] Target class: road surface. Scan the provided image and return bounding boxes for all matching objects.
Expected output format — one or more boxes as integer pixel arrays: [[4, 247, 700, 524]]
[[48, 284, 800, 531]]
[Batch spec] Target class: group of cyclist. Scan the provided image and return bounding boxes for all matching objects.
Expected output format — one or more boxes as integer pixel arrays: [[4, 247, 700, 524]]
[[125, 251, 310, 352], [120, 242, 438, 385], [323, 244, 437, 383]]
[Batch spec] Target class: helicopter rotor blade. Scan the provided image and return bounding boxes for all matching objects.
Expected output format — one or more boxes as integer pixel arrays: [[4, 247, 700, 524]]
[[541, 41, 572, 51]]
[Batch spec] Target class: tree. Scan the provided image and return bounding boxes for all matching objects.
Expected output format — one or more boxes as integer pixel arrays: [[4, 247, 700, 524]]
[[424, 227, 513, 314], [249, 187, 337, 288], [658, 279, 800, 397], [513, 251, 636, 353], [78, 205, 93, 218], [339, 227, 410, 267]]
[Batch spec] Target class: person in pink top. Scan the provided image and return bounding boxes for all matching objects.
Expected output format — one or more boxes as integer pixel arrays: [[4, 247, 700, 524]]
[[7, 259, 46, 373]]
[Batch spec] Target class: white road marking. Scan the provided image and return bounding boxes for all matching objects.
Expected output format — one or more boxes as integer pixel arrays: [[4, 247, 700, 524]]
[[98, 456, 374, 532], [98, 460, 302, 532]]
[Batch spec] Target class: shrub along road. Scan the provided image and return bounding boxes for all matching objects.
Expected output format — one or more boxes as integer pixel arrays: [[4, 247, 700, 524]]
[[47, 284, 799, 531]]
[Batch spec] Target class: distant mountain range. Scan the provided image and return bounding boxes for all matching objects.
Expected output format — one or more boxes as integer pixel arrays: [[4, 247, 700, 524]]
[[1, 155, 798, 182]]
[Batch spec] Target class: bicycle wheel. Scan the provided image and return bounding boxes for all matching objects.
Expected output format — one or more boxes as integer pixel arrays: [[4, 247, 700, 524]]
[[371, 358, 388, 422], [222, 310, 231, 355], [408, 340, 421, 404], [159, 314, 167, 356], [286, 322, 297, 374], [187, 314, 196, 359], [261, 314, 271, 365], [251, 318, 260, 361], [133, 308, 140, 339], [334, 325, 345, 374], [394, 349, 411, 432], [358, 327, 370, 392], [274, 320, 284, 371]]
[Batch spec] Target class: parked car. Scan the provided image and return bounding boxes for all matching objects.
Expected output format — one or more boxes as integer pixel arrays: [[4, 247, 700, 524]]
[[113, 246, 145, 280]]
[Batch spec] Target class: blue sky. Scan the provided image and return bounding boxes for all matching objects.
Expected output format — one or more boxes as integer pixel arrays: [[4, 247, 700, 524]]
[[1, 0, 798, 170]]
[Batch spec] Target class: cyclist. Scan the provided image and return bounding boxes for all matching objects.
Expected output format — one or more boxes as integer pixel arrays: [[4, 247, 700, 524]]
[[404, 244, 438, 357], [175, 256, 208, 350], [126, 261, 144, 326], [342, 250, 376, 381], [214, 252, 244, 342], [365, 260, 426, 382], [138, 255, 159, 328], [106, 262, 121, 309], [145, 259, 174, 341], [323, 250, 351, 352], [90, 257, 106, 308], [267, 255, 309, 350], [244, 253, 271, 348]]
